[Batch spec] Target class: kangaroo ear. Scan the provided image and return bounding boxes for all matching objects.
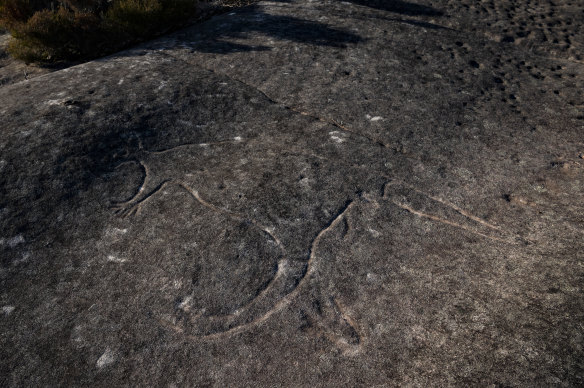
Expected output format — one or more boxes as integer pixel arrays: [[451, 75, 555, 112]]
[[326, 297, 361, 352], [321, 296, 362, 351], [301, 291, 363, 355]]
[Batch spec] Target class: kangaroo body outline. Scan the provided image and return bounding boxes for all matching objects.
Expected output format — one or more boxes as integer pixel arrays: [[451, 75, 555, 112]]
[[111, 133, 516, 345]]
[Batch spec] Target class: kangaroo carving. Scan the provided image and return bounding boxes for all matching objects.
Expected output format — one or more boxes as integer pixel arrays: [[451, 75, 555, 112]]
[[112, 129, 515, 347]]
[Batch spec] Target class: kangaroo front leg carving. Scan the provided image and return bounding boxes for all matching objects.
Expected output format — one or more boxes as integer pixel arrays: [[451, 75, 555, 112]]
[[110, 159, 170, 218]]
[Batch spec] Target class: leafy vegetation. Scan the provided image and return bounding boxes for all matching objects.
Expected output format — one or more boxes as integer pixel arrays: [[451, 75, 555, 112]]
[[0, 0, 198, 63]]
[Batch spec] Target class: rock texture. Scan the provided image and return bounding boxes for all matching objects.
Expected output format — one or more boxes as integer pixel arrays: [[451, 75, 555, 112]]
[[1, 0, 583, 386]]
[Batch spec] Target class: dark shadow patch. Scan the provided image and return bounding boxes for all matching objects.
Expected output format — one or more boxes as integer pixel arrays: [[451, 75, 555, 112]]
[[190, 40, 272, 53], [178, 5, 364, 53], [343, 0, 444, 16], [174, 1, 447, 53]]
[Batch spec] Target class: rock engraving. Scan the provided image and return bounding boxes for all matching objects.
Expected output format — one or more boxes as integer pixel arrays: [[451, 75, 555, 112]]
[[112, 131, 518, 342]]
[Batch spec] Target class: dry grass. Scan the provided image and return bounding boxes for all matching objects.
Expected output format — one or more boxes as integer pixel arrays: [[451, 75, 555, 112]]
[[0, 0, 198, 63]]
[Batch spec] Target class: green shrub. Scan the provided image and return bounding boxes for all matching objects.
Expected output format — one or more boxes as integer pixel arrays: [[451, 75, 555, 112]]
[[0, 0, 198, 63]]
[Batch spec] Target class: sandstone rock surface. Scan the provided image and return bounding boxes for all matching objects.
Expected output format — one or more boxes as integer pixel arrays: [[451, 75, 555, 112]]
[[1, 0, 583, 386]]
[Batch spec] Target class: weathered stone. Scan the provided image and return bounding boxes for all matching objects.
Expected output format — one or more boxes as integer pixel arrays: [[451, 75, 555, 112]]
[[1, 0, 583, 386]]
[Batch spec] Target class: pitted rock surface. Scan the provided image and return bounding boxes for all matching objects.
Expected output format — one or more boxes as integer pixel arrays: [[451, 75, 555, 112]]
[[1, 0, 583, 386]]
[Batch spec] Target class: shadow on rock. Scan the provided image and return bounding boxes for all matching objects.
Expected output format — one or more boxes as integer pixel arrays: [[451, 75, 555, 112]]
[[344, 0, 443, 16], [179, 5, 364, 53], [168, 0, 446, 54]]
